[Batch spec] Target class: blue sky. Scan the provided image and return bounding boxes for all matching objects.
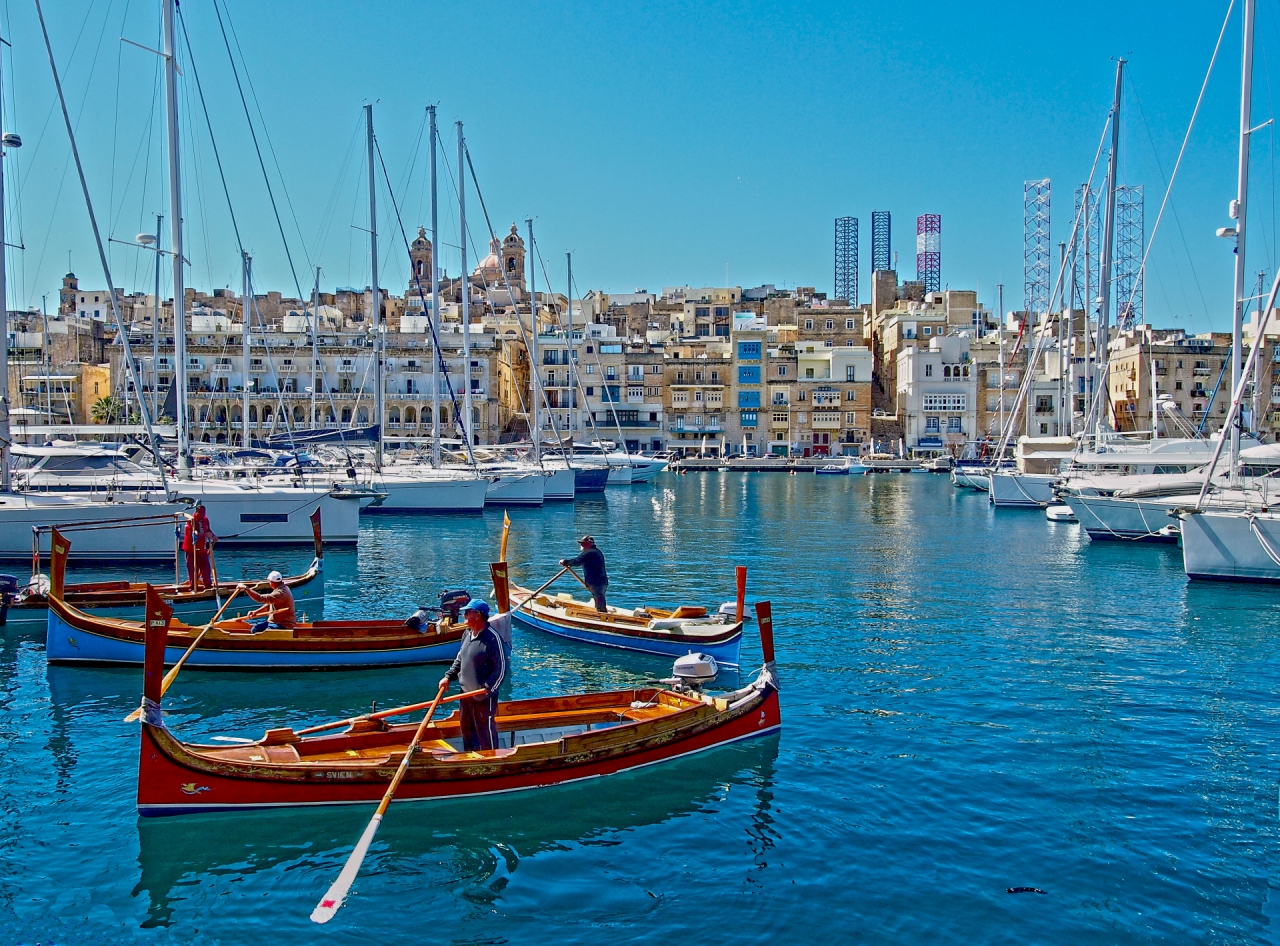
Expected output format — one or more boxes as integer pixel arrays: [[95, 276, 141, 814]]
[[0, 0, 1272, 333]]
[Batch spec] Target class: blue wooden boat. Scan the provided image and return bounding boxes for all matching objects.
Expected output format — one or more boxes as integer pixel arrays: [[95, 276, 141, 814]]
[[507, 580, 744, 667]]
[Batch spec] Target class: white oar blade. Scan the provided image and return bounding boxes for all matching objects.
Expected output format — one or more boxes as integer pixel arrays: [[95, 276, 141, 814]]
[[310, 813, 383, 924]]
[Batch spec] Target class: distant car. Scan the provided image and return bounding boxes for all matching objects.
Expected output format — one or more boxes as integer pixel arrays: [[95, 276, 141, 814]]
[[871, 408, 888, 418]]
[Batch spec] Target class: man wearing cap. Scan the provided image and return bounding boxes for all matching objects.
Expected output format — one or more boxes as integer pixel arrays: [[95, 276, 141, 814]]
[[237, 571, 297, 632], [561, 535, 608, 612], [440, 599, 507, 752]]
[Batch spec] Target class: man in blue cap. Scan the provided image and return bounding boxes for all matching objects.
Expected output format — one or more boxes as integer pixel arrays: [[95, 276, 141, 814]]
[[440, 598, 507, 752]]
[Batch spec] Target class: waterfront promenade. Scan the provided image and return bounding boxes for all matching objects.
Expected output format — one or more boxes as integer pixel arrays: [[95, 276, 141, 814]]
[[1, 472, 1273, 943]]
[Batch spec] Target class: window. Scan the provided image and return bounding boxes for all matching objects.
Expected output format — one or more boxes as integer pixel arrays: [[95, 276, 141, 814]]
[[741, 411, 758, 427], [923, 326, 932, 336], [673, 391, 688, 404], [737, 341, 761, 360], [710, 370, 719, 382], [948, 416, 962, 432], [804, 319, 814, 330], [695, 307, 709, 318], [923, 394, 967, 411], [772, 411, 789, 424], [925, 416, 940, 432], [695, 370, 704, 382], [778, 365, 787, 377], [797, 412, 807, 423], [586, 364, 595, 374], [797, 390, 807, 402], [845, 411, 858, 424], [738, 365, 761, 384], [694, 391, 704, 402], [846, 319, 855, 330], [628, 386, 643, 399], [738, 391, 761, 408], [606, 366, 616, 380], [925, 364, 933, 377], [825, 320, 834, 330], [1175, 381, 1183, 390], [846, 366, 856, 382], [650, 364, 661, 374], [805, 368, 815, 379], [846, 390, 857, 401]]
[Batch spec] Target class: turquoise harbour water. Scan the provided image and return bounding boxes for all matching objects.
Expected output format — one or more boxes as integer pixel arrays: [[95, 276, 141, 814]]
[[1, 473, 1277, 944]]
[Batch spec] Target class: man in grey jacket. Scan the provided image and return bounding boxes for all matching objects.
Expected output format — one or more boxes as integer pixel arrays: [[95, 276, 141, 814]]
[[440, 599, 507, 751]]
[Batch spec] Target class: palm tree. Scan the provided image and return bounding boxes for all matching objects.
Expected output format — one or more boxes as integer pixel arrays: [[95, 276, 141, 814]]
[[90, 395, 122, 424]]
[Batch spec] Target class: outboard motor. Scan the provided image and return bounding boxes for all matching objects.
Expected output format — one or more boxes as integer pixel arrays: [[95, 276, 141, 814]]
[[0, 573, 20, 627], [438, 589, 471, 624], [670, 652, 719, 691], [404, 605, 431, 632]]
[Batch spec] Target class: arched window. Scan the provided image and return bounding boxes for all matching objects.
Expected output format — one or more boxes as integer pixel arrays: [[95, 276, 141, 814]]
[[422, 406, 432, 423], [214, 408, 227, 424], [341, 408, 352, 423], [293, 406, 305, 423], [248, 406, 258, 423], [439, 406, 449, 425], [388, 408, 401, 426], [507, 256, 516, 272], [405, 407, 417, 426], [356, 407, 369, 424], [262, 405, 273, 422]]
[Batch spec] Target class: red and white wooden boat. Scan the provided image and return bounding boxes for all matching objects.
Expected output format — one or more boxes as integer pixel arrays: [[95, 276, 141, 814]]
[[134, 594, 781, 816]]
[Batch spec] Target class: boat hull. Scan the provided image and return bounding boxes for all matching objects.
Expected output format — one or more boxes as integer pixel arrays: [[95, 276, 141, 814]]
[[485, 473, 544, 506], [363, 476, 488, 514], [1180, 509, 1280, 582], [136, 686, 780, 815], [0, 495, 186, 563], [171, 486, 361, 547], [6, 562, 325, 631], [1060, 495, 1181, 543], [572, 467, 609, 493], [543, 467, 576, 501], [988, 472, 1057, 507], [509, 596, 743, 667], [45, 598, 462, 669]]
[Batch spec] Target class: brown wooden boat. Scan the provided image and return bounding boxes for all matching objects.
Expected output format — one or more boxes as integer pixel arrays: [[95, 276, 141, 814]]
[[135, 596, 781, 816]]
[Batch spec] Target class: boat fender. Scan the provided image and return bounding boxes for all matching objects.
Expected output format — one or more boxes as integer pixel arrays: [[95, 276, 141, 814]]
[[1006, 887, 1047, 895], [404, 606, 431, 632]]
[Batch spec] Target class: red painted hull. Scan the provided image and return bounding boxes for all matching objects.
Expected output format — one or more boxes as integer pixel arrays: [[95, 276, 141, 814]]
[[137, 687, 780, 815]]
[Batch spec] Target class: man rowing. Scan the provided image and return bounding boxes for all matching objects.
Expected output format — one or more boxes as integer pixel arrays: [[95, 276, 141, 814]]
[[439, 599, 507, 752], [237, 570, 297, 632], [561, 535, 608, 612]]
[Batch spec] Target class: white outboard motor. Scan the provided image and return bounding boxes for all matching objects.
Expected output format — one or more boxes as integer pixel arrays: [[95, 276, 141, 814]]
[[672, 652, 719, 690]]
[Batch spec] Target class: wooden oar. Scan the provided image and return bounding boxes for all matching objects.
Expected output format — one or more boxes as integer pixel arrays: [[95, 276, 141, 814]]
[[295, 687, 486, 737], [509, 566, 570, 613], [310, 679, 451, 924], [563, 565, 593, 594], [123, 587, 243, 723]]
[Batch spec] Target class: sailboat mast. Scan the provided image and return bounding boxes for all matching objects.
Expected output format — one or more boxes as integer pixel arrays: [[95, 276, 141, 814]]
[[1230, 0, 1256, 475], [1096, 59, 1124, 436], [242, 252, 251, 448], [366, 104, 382, 472], [162, 0, 189, 476], [997, 283, 1004, 443], [153, 213, 162, 420], [311, 268, 319, 431], [528, 219, 539, 462], [0, 45, 11, 492], [429, 106, 440, 468], [567, 252, 574, 441], [458, 121, 472, 448]]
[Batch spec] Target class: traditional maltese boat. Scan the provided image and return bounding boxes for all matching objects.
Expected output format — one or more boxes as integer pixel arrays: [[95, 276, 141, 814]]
[[5, 508, 327, 630], [134, 596, 780, 815], [43, 528, 463, 669], [505, 566, 748, 667]]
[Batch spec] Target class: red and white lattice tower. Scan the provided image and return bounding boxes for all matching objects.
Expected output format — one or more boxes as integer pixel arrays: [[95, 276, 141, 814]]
[[916, 214, 940, 293]]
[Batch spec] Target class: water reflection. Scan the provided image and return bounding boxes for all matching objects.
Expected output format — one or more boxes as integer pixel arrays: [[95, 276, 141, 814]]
[[133, 735, 779, 928]]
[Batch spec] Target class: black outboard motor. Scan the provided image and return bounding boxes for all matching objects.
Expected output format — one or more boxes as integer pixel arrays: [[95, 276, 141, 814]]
[[438, 589, 470, 623], [0, 574, 19, 627], [404, 605, 431, 632]]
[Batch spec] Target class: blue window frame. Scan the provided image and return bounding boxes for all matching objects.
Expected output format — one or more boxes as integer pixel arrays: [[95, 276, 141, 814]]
[[738, 391, 760, 408], [737, 341, 761, 360], [740, 411, 758, 427], [738, 365, 760, 384]]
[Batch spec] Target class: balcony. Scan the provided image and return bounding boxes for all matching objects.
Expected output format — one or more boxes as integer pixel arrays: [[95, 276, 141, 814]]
[[211, 363, 233, 374], [337, 363, 358, 373], [1192, 367, 1211, 376], [248, 361, 267, 373], [277, 362, 298, 373], [403, 364, 421, 372]]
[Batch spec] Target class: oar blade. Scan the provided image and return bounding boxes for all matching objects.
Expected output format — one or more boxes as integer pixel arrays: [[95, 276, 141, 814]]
[[310, 813, 384, 924]]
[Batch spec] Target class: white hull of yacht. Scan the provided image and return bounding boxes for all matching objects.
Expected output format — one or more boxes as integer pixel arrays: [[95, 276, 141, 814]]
[[0, 494, 186, 563], [543, 467, 576, 501], [168, 483, 362, 546], [951, 468, 990, 491], [1060, 495, 1184, 543], [606, 465, 633, 486], [1179, 509, 1280, 582], [988, 472, 1057, 507], [484, 473, 544, 506], [364, 474, 488, 514]]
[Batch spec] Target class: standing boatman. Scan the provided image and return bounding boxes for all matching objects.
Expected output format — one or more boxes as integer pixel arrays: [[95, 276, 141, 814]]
[[440, 599, 507, 752], [182, 501, 216, 591], [561, 535, 608, 612]]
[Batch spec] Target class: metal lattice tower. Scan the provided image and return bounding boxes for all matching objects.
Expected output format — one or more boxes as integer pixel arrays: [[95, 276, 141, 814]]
[[1114, 185, 1144, 328], [834, 216, 858, 304], [871, 211, 891, 272], [1023, 179, 1051, 315], [916, 214, 940, 293], [1073, 184, 1101, 311]]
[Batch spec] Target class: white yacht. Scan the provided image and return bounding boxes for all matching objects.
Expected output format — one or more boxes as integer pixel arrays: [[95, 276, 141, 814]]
[[11, 445, 362, 546], [0, 492, 186, 563]]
